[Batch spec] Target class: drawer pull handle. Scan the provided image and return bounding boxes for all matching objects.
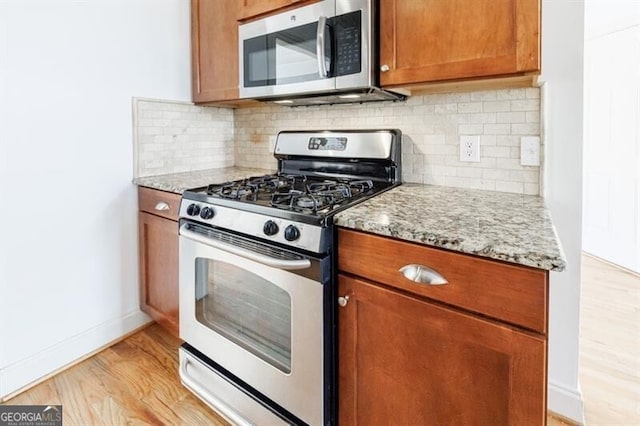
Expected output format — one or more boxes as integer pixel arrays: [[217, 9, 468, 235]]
[[154, 201, 170, 211], [338, 295, 350, 307], [399, 264, 448, 285]]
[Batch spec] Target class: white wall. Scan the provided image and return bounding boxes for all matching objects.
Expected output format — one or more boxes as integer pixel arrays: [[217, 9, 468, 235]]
[[0, 0, 191, 398], [540, 0, 586, 422], [582, 1, 640, 273]]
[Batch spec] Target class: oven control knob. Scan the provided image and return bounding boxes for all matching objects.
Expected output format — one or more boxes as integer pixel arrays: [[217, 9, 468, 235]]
[[284, 225, 300, 241], [186, 203, 200, 216], [263, 220, 279, 236], [200, 207, 215, 220]]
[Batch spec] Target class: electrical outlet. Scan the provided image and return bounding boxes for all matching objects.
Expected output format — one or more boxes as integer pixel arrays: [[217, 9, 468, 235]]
[[459, 135, 480, 162], [520, 136, 540, 166]]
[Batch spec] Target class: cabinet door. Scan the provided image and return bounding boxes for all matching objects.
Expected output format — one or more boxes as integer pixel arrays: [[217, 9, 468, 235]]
[[237, 0, 315, 21], [339, 274, 547, 426], [191, 0, 238, 103], [139, 212, 179, 337], [379, 0, 540, 86]]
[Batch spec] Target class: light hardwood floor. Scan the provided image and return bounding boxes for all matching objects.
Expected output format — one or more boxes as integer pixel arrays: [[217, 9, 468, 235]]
[[3, 324, 229, 425], [3, 255, 639, 425], [578, 254, 640, 425]]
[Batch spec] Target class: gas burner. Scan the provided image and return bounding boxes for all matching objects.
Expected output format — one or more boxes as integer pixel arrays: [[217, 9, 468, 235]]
[[295, 196, 317, 209], [347, 180, 374, 194], [207, 182, 255, 200], [247, 175, 287, 190], [270, 190, 332, 212], [218, 183, 256, 199], [282, 174, 308, 191], [307, 182, 349, 196], [307, 179, 373, 197]]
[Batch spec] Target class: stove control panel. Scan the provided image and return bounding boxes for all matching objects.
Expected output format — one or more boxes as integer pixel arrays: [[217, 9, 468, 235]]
[[179, 200, 325, 253], [308, 136, 347, 151]]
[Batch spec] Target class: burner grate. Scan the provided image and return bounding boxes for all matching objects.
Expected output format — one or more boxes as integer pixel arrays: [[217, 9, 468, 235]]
[[204, 174, 376, 214], [218, 183, 257, 200], [269, 178, 375, 213]]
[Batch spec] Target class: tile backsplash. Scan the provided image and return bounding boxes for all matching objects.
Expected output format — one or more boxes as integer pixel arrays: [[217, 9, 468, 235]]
[[133, 98, 234, 177], [234, 88, 542, 195], [134, 88, 542, 195]]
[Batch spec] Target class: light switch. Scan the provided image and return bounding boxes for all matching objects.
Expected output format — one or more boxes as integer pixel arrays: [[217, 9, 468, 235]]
[[520, 136, 540, 166]]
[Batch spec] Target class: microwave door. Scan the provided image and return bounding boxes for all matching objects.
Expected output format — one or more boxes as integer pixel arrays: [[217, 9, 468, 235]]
[[239, 1, 337, 98], [272, 22, 331, 86]]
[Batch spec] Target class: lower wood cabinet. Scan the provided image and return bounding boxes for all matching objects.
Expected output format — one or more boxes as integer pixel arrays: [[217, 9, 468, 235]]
[[138, 187, 181, 337], [337, 229, 549, 425]]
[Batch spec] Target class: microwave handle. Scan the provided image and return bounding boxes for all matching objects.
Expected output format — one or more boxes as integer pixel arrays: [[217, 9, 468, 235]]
[[316, 16, 329, 78]]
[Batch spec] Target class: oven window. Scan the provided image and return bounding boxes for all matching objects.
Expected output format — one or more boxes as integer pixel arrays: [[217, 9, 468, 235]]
[[194, 258, 292, 373]]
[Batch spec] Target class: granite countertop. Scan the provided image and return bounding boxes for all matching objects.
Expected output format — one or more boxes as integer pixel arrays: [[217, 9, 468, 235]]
[[133, 167, 276, 194], [334, 184, 566, 271]]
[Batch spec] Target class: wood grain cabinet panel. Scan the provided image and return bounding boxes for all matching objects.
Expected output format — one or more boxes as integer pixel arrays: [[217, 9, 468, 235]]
[[191, 0, 239, 103], [337, 229, 549, 425], [138, 188, 180, 337], [138, 186, 181, 222], [379, 0, 541, 86], [338, 228, 548, 334], [237, 0, 318, 21], [338, 275, 547, 426]]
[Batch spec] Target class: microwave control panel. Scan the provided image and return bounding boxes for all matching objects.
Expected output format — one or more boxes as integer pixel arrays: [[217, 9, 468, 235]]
[[334, 11, 362, 76]]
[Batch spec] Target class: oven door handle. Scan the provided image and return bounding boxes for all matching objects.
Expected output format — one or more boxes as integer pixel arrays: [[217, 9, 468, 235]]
[[180, 225, 312, 271]]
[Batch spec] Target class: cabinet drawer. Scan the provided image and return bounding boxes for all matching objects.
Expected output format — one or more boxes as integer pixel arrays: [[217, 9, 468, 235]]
[[337, 229, 548, 334], [138, 187, 181, 221]]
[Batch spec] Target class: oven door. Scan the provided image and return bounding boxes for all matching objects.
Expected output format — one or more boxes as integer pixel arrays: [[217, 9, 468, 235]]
[[178, 222, 327, 426]]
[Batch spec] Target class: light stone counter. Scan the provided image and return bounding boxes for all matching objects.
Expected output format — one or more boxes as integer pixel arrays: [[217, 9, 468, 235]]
[[133, 167, 276, 194], [334, 184, 566, 271]]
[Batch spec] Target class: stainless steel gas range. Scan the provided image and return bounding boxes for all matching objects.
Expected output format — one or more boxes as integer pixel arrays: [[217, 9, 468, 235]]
[[177, 130, 401, 425]]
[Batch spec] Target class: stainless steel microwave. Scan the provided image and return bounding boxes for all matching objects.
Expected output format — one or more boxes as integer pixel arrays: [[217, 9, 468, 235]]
[[238, 0, 405, 105]]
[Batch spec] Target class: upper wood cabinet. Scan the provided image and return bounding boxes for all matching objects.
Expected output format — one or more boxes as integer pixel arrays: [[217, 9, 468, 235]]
[[379, 0, 541, 87], [191, 0, 239, 103], [237, 0, 316, 21]]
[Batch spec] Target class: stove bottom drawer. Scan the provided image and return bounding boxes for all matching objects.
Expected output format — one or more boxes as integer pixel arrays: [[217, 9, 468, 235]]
[[179, 346, 291, 426]]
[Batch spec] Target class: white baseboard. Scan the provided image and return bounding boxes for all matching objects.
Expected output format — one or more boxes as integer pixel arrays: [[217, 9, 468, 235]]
[[0, 310, 152, 400], [548, 379, 586, 425]]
